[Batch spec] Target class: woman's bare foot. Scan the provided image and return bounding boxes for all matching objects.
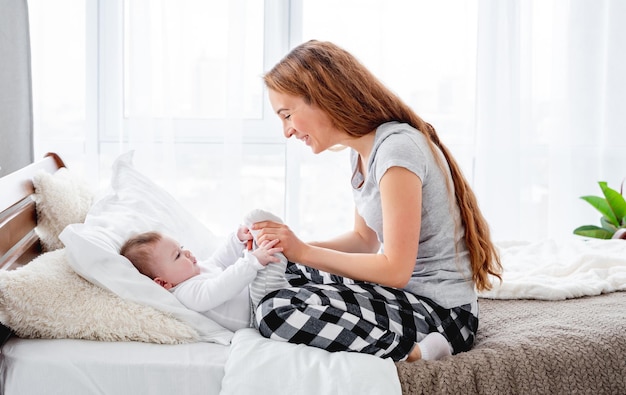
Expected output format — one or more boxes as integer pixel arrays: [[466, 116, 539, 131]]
[[406, 344, 422, 362], [405, 332, 452, 362]]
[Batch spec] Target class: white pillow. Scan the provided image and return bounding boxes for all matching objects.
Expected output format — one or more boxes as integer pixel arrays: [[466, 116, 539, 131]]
[[32, 167, 94, 251], [0, 249, 199, 343], [60, 151, 232, 345], [220, 329, 402, 395]]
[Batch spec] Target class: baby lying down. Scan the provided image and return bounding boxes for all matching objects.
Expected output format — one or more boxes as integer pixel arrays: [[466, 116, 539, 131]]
[[120, 209, 289, 331]]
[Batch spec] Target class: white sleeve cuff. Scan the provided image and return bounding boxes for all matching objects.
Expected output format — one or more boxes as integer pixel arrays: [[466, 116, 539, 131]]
[[243, 250, 264, 270]]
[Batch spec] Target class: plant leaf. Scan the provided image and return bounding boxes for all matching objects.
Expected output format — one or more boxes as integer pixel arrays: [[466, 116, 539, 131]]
[[599, 181, 626, 226], [573, 225, 614, 239], [600, 217, 617, 232], [580, 195, 618, 226]]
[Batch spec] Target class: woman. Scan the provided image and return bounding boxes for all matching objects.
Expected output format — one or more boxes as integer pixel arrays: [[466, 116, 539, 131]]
[[252, 40, 502, 362]]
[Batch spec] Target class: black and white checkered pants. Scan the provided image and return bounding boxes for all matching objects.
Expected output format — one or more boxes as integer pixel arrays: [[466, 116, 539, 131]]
[[255, 262, 478, 361]]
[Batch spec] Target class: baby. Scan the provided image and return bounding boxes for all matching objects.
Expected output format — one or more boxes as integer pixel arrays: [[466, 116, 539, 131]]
[[120, 210, 290, 331]]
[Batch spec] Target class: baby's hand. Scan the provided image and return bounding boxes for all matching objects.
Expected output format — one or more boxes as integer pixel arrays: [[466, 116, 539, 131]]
[[237, 225, 253, 244], [251, 239, 283, 266]]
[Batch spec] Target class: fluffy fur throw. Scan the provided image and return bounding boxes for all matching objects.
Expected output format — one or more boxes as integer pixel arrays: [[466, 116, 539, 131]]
[[0, 249, 199, 343], [32, 168, 94, 251]]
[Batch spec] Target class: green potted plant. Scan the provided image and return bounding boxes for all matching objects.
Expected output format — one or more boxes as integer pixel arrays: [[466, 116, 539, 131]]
[[573, 180, 626, 239]]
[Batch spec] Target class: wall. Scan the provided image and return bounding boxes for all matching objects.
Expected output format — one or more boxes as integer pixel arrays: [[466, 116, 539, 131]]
[[0, 0, 33, 177]]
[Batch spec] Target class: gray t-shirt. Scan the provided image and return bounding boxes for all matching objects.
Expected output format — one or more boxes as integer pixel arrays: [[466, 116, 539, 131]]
[[350, 121, 476, 308]]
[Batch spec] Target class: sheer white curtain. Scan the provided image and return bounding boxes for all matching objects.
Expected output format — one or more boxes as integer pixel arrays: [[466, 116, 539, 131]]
[[100, 0, 283, 236], [473, 0, 626, 241], [29, 0, 625, 241], [108, 0, 357, 240], [298, 0, 626, 241]]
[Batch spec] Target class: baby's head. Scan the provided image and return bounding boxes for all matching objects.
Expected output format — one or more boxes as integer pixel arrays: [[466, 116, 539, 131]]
[[120, 231, 200, 289]]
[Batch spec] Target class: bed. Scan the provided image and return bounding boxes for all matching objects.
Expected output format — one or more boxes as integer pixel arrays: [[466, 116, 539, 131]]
[[0, 152, 401, 395], [1, 152, 625, 395]]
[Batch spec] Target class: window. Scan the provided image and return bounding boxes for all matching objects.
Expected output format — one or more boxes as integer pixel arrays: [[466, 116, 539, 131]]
[[30, 0, 87, 172], [29, 0, 354, 239], [123, 1, 264, 121], [301, 0, 479, 167], [30, 0, 625, 241], [27, 0, 484, 239]]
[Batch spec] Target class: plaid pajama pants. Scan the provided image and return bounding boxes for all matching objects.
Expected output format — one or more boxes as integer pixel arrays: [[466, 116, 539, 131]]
[[255, 262, 478, 361]]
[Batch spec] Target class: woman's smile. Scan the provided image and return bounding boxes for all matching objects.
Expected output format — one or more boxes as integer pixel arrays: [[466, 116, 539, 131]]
[[268, 89, 338, 154]]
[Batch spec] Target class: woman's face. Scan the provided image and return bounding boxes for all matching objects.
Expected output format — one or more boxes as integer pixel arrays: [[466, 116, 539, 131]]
[[268, 89, 340, 154]]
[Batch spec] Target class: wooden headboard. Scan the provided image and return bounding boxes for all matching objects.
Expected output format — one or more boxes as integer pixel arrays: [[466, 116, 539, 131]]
[[0, 152, 66, 271]]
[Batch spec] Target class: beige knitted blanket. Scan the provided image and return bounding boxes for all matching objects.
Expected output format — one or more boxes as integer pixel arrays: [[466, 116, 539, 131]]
[[396, 291, 626, 394]]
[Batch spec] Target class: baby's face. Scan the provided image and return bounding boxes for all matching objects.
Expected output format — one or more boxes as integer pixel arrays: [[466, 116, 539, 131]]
[[150, 235, 200, 289]]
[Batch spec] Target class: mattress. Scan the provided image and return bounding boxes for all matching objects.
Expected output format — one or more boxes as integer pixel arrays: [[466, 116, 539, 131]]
[[0, 337, 229, 395]]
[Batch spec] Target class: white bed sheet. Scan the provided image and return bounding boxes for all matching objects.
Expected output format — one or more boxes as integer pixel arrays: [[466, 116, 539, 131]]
[[0, 337, 229, 395], [221, 329, 402, 395]]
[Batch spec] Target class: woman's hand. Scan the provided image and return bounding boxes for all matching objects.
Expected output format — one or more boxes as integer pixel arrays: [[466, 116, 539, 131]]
[[252, 221, 307, 262]]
